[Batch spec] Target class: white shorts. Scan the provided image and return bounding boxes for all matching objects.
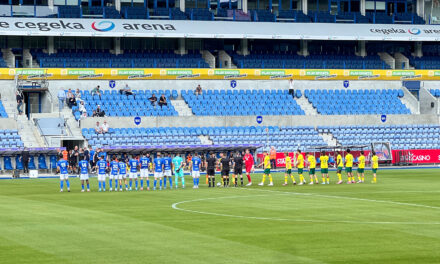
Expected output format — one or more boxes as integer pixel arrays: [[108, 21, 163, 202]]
[[140, 169, 149, 178], [119, 173, 126, 180], [129, 172, 138, 179], [80, 173, 89, 180], [98, 174, 106, 181], [109, 174, 118, 180], [154, 172, 163, 178], [192, 171, 200, 178], [164, 170, 172, 177], [60, 173, 69, 180]]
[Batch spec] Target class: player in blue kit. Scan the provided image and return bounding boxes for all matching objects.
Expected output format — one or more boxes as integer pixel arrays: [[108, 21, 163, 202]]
[[153, 152, 164, 190], [78, 156, 90, 192], [190, 153, 202, 189], [118, 159, 128, 191], [139, 153, 151, 191], [57, 154, 70, 192], [128, 155, 139, 191], [96, 156, 107, 192], [163, 153, 173, 189], [109, 156, 119, 192]]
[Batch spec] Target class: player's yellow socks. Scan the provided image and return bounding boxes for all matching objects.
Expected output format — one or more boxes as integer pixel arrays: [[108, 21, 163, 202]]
[[326, 177, 330, 184], [268, 174, 273, 183], [262, 174, 266, 183], [373, 177, 377, 183], [358, 176, 361, 181], [291, 175, 296, 183], [299, 174, 304, 182], [362, 176, 365, 182], [322, 177, 325, 183], [284, 175, 288, 184], [337, 173, 342, 181], [315, 176, 318, 183]]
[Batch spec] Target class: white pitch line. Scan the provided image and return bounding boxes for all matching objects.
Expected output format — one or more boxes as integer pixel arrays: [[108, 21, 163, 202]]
[[241, 188, 440, 210], [171, 190, 440, 225]]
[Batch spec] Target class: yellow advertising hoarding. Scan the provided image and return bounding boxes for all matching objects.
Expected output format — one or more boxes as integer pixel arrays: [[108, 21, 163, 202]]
[[2, 68, 440, 81]]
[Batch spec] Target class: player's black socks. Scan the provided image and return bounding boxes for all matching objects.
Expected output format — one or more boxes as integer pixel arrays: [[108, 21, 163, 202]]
[[208, 177, 211, 187], [212, 177, 215, 187], [240, 177, 243, 186]]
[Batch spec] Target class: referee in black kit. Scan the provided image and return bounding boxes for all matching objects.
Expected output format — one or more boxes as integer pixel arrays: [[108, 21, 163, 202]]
[[206, 152, 217, 187], [233, 152, 244, 187], [219, 152, 231, 187]]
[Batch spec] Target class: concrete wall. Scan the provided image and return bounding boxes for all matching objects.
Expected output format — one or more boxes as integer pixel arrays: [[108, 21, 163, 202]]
[[82, 114, 440, 129], [0, 118, 18, 129], [419, 86, 438, 115]]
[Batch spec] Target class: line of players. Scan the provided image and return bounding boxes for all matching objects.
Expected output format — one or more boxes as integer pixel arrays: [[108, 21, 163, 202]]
[[57, 149, 257, 192], [56, 148, 379, 192], [258, 149, 379, 186]]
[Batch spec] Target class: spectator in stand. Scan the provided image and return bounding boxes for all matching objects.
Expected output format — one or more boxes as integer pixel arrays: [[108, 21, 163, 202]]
[[57, 88, 66, 111], [92, 110, 98, 117], [119, 84, 134, 98], [79, 101, 86, 116], [91, 85, 101, 99], [195, 84, 202, 96], [96, 105, 105, 117], [101, 120, 109, 134], [75, 88, 82, 102], [67, 89, 77, 108], [16, 91, 23, 115], [159, 95, 168, 108], [95, 121, 103, 134], [149, 94, 157, 106], [270, 146, 277, 169], [288, 79, 294, 98]]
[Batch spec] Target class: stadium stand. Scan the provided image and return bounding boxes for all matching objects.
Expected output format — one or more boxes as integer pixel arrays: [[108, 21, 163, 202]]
[[0, 51, 8, 68], [181, 89, 305, 116], [83, 127, 202, 147], [185, 8, 214, 20], [208, 126, 326, 152], [31, 49, 210, 68], [0, 100, 8, 118], [230, 51, 389, 69], [82, 125, 326, 151], [0, 130, 24, 148], [71, 90, 178, 119], [304, 89, 410, 115], [319, 124, 440, 150], [430, 89, 440, 97]]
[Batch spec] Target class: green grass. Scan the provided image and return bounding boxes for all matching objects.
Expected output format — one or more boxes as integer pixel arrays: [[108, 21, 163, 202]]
[[1, 169, 440, 264]]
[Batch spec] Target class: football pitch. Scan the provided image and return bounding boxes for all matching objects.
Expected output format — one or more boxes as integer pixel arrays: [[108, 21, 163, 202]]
[[1, 169, 440, 264]]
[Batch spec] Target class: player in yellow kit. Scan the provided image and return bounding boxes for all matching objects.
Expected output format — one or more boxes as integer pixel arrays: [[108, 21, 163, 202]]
[[320, 151, 330, 184], [258, 151, 273, 186], [371, 151, 379, 183], [283, 153, 296, 186], [345, 149, 355, 184], [307, 153, 318, 185], [296, 149, 306, 185], [336, 151, 343, 184], [357, 151, 366, 183]]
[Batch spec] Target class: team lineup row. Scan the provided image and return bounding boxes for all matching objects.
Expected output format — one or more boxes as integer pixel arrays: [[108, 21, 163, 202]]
[[55, 149, 379, 192]]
